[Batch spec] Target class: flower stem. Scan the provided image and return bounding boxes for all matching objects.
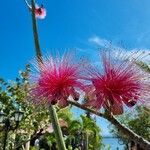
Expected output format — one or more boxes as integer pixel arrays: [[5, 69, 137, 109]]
[[31, 0, 42, 62], [49, 105, 67, 150], [30, 0, 66, 149]]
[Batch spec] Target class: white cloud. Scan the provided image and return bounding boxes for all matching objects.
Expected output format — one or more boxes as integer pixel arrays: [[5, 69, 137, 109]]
[[88, 35, 150, 62], [88, 36, 111, 48]]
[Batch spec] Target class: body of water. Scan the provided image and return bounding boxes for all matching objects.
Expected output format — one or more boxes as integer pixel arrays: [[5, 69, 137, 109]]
[[102, 137, 125, 150]]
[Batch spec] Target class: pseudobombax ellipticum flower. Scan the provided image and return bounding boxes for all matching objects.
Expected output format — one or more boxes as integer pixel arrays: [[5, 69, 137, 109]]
[[31, 54, 83, 106], [24, 0, 46, 19], [85, 51, 150, 115], [35, 4, 46, 19]]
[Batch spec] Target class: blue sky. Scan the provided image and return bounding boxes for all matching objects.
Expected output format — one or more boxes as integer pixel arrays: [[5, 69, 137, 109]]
[[1, 0, 150, 136]]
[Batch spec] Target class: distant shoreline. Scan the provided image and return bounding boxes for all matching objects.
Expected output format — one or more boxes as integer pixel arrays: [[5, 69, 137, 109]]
[[102, 137, 125, 149], [102, 136, 118, 138]]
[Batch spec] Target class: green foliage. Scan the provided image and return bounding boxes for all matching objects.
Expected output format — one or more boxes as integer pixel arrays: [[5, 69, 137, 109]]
[[128, 106, 150, 141], [81, 115, 102, 149], [135, 61, 150, 73], [58, 107, 74, 123], [65, 115, 103, 150], [0, 65, 50, 149]]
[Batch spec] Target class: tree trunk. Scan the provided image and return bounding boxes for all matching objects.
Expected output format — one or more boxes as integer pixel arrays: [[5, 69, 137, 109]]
[[25, 135, 31, 150]]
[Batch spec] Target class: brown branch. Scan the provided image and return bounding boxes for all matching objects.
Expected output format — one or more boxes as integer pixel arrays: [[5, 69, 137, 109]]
[[68, 100, 150, 149], [106, 115, 150, 149], [69, 100, 104, 118]]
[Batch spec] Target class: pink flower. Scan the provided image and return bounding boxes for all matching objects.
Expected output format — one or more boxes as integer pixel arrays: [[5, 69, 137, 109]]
[[35, 4, 46, 19], [85, 51, 150, 115], [31, 54, 83, 106]]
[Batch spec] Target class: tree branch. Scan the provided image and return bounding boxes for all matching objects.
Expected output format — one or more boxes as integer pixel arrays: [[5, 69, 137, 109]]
[[106, 115, 150, 149], [69, 100, 104, 118], [68, 100, 150, 149]]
